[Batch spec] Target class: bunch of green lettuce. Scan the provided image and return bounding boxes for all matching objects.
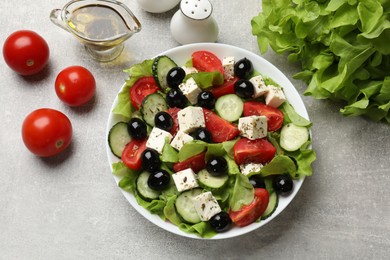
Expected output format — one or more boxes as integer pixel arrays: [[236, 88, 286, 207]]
[[251, 0, 390, 123]]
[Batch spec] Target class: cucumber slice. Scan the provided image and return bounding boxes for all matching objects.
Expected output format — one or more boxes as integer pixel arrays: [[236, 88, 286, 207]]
[[175, 188, 202, 224], [280, 123, 309, 151], [141, 93, 168, 126], [198, 169, 229, 189], [136, 171, 161, 201], [215, 94, 243, 122], [261, 192, 278, 220], [108, 122, 132, 158], [152, 55, 177, 91]]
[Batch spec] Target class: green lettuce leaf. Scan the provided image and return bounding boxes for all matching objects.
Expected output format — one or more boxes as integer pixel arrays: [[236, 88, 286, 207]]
[[260, 155, 297, 177], [184, 71, 224, 89], [229, 173, 254, 211]]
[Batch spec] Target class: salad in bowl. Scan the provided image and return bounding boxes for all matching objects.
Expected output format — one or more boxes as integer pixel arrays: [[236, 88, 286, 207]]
[[106, 43, 316, 239]]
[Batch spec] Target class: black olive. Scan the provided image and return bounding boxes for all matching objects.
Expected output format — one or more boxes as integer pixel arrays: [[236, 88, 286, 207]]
[[154, 111, 174, 132], [141, 148, 161, 172], [206, 157, 228, 176], [209, 211, 232, 232], [191, 127, 213, 143], [234, 79, 254, 99], [147, 169, 170, 191], [197, 91, 216, 109], [273, 174, 293, 194], [166, 67, 186, 89], [249, 175, 266, 189], [127, 118, 147, 140], [166, 88, 187, 108], [234, 57, 254, 79]]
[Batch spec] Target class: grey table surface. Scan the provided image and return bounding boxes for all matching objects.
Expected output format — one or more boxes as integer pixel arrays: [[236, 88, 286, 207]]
[[1, 0, 389, 259]]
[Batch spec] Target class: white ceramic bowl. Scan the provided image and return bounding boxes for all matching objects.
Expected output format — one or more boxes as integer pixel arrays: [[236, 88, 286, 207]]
[[106, 43, 310, 239], [135, 0, 180, 13]]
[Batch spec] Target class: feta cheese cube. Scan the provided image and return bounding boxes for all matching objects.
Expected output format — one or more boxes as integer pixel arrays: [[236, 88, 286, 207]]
[[250, 75, 268, 98], [170, 130, 194, 150], [146, 127, 173, 154], [177, 106, 205, 133], [172, 168, 199, 192], [238, 115, 267, 140], [179, 77, 202, 105], [265, 85, 286, 108], [222, 56, 235, 81], [193, 191, 222, 221], [181, 66, 198, 75], [240, 163, 264, 176]]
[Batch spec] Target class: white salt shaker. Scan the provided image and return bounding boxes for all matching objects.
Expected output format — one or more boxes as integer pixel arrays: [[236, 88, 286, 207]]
[[170, 0, 219, 45]]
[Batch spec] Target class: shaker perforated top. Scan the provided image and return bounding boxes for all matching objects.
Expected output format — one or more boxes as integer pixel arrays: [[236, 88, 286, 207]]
[[180, 0, 213, 20]]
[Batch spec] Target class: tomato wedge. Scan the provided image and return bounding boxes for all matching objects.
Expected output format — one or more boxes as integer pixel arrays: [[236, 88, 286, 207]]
[[229, 188, 269, 227], [203, 108, 239, 143], [233, 138, 276, 165], [211, 77, 238, 99], [192, 50, 224, 75], [173, 152, 206, 173], [130, 76, 159, 110], [243, 101, 284, 132], [166, 107, 180, 136], [121, 139, 147, 170]]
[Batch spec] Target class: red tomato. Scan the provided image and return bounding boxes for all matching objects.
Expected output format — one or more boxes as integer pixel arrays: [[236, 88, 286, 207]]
[[233, 138, 276, 165], [121, 139, 147, 170], [55, 66, 96, 107], [192, 51, 224, 75], [203, 108, 239, 143], [3, 30, 49, 76], [243, 101, 284, 132], [21, 108, 72, 157], [130, 76, 159, 110], [229, 188, 269, 227], [173, 152, 206, 173], [166, 107, 180, 136], [211, 77, 238, 98]]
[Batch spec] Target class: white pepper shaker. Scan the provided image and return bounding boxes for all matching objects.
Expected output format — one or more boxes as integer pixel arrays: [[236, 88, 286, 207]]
[[170, 0, 219, 45]]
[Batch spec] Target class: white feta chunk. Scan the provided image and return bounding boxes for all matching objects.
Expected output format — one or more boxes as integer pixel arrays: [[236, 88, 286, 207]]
[[172, 168, 199, 192], [238, 115, 267, 140], [146, 127, 173, 154], [178, 77, 202, 105], [222, 56, 235, 81], [250, 75, 268, 98], [181, 66, 198, 75], [193, 191, 222, 221], [170, 130, 194, 151], [240, 163, 264, 176], [265, 85, 286, 108], [177, 106, 205, 133]]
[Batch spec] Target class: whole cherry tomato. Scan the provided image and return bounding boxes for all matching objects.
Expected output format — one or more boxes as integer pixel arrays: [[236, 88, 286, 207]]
[[3, 30, 49, 76], [22, 108, 73, 157], [55, 66, 96, 107]]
